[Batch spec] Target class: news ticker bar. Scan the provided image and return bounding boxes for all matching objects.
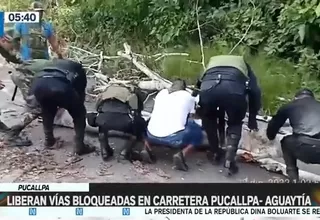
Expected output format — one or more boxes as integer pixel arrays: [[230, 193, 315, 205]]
[[0, 207, 319, 218], [0, 183, 319, 207]]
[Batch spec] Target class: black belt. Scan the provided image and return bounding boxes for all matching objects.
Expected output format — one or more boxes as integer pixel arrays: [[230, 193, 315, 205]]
[[203, 73, 246, 83], [37, 70, 66, 79], [202, 74, 249, 90], [98, 109, 130, 115]]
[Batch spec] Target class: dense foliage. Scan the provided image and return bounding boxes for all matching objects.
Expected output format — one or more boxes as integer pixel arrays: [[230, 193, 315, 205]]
[[56, 0, 320, 61], [2, 0, 320, 114]]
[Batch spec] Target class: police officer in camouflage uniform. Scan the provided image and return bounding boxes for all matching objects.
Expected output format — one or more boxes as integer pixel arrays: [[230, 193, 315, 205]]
[[4, 1, 63, 143], [30, 59, 95, 155], [196, 55, 262, 176], [0, 32, 57, 145], [87, 84, 147, 162], [0, 29, 46, 145]]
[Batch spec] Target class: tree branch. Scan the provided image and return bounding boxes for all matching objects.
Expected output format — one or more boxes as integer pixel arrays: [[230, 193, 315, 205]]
[[195, 0, 206, 70], [229, 0, 256, 54]]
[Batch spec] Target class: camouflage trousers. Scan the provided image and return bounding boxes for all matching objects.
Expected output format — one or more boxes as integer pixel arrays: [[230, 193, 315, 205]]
[[9, 64, 41, 133], [10, 64, 40, 110]]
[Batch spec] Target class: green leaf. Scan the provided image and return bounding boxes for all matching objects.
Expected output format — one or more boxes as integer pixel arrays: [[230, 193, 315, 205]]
[[298, 24, 305, 43], [315, 3, 320, 17]]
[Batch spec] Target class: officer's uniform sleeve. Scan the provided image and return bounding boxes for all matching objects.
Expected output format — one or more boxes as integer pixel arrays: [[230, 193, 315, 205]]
[[246, 63, 261, 116], [73, 63, 87, 103], [266, 103, 290, 140]]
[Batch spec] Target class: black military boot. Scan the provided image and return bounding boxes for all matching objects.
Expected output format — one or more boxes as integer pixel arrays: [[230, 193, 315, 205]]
[[117, 139, 137, 163], [223, 144, 239, 176], [74, 127, 95, 156], [43, 128, 56, 148], [281, 144, 300, 182], [74, 136, 95, 156], [286, 167, 299, 183], [207, 148, 225, 165], [74, 140, 95, 156], [223, 133, 241, 176], [73, 112, 95, 155], [98, 132, 114, 161]]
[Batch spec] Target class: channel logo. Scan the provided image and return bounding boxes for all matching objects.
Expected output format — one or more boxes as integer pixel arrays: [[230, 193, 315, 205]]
[[0, 192, 8, 206]]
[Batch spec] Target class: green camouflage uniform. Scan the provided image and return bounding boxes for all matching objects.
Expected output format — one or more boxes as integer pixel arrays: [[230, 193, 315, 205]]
[[0, 26, 53, 145]]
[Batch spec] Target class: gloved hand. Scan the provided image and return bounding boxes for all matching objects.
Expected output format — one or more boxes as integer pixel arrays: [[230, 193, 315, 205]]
[[248, 114, 258, 131]]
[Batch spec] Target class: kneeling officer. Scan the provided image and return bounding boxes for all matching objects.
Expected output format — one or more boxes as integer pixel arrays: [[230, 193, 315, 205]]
[[196, 55, 262, 176], [87, 84, 147, 162], [267, 89, 320, 182], [30, 59, 95, 155]]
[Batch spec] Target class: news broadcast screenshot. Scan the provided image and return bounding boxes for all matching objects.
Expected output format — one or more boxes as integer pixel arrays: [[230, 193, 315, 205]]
[[1, 0, 320, 219]]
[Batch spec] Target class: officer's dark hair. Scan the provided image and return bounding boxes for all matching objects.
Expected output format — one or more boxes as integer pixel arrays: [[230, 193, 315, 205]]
[[169, 78, 186, 93], [295, 88, 314, 99]]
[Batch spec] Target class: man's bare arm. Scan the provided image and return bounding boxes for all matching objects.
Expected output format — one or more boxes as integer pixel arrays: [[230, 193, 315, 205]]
[[48, 35, 62, 58]]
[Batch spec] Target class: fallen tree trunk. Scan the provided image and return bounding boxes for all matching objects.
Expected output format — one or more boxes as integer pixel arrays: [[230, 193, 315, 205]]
[[117, 43, 172, 88], [117, 43, 193, 93]]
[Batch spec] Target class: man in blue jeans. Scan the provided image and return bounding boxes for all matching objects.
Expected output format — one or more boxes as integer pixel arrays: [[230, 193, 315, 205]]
[[144, 79, 203, 171]]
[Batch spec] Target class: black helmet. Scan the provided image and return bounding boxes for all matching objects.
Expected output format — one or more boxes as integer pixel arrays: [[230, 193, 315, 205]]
[[295, 88, 314, 98]]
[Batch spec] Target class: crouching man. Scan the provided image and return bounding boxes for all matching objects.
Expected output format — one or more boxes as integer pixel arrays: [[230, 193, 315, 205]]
[[144, 79, 203, 171], [87, 84, 147, 162], [30, 59, 95, 155], [196, 55, 261, 176], [266, 89, 320, 182]]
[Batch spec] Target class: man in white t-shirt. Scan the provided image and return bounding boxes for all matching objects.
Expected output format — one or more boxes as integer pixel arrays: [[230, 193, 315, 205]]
[[142, 79, 203, 171]]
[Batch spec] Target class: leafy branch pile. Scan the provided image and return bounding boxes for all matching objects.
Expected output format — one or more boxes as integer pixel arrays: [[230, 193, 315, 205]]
[[3, 0, 320, 114]]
